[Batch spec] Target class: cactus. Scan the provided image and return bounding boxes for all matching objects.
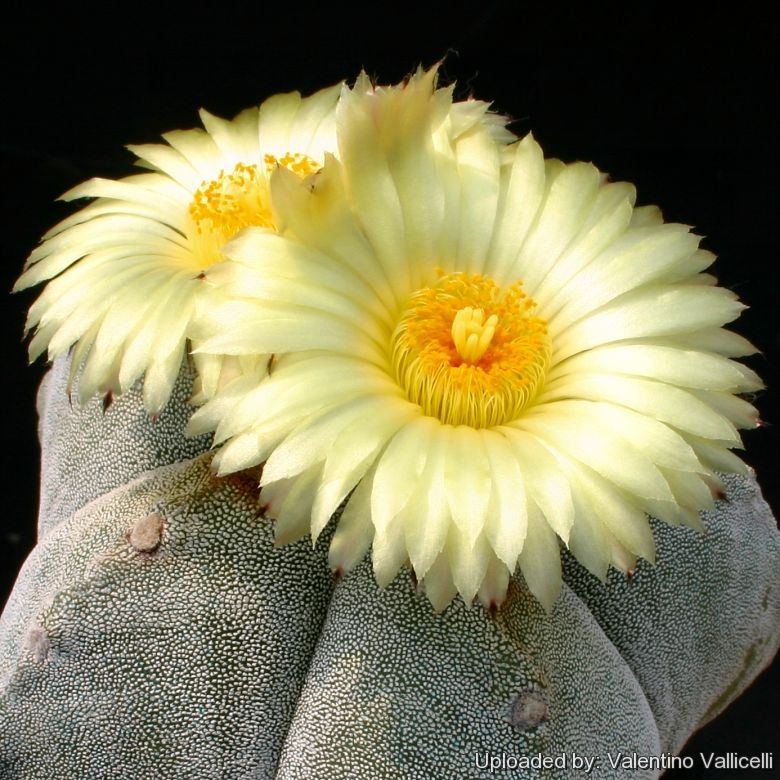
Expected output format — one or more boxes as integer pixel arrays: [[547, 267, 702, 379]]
[[0, 358, 778, 779]]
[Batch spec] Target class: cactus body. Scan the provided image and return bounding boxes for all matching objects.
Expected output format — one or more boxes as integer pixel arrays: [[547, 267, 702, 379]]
[[1, 358, 778, 779]]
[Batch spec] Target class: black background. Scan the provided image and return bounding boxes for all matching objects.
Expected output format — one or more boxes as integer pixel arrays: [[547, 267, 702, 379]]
[[1, 3, 777, 776]]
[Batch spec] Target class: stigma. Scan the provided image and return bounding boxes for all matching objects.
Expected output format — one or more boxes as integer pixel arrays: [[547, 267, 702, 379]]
[[451, 307, 499, 364]]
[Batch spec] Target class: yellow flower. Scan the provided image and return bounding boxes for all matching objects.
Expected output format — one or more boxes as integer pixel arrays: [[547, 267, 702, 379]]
[[16, 84, 341, 413], [193, 66, 762, 610]]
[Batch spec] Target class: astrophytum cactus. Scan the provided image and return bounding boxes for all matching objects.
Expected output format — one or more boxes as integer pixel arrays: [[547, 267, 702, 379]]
[[0, 356, 777, 779]]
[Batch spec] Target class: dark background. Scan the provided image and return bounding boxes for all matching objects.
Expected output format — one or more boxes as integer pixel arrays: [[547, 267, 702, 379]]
[[1, 3, 777, 775]]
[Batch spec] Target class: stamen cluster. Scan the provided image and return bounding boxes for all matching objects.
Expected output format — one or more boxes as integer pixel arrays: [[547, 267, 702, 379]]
[[391, 272, 551, 428]]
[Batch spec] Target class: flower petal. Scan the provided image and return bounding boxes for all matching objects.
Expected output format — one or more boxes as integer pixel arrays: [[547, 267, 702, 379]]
[[481, 430, 527, 569], [554, 284, 746, 360], [517, 403, 674, 502], [548, 343, 763, 392], [444, 425, 492, 548], [539, 373, 740, 443], [517, 500, 562, 611], [499, 428, 574, 543]]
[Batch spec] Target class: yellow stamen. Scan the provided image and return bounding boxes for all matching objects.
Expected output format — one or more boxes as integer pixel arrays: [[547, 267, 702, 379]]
[[266, 152, 321, 178], [391, 272, 550, 428], [185, 153, 320, 269], [189, 162, 272, 238]]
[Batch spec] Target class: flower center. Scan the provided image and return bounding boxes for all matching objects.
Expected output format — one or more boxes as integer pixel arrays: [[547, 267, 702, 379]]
[[451, 306, 498, 364], [391, 271, 551, 428], [186, 153, 320, 269]]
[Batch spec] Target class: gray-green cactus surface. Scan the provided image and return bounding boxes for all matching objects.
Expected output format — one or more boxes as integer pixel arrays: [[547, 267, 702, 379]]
[[1, 358, 778, 779]]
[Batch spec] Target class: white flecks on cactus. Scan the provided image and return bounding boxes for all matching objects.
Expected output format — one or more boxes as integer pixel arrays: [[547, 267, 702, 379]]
[[34, 355, 213, 536], [0, 455, 337, 778], [0, 359, 777, 779]]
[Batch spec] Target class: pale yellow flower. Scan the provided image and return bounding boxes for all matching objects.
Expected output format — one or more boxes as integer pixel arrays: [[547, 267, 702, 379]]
[[16, 84, 341, 412], [192, 67, 762, 610]]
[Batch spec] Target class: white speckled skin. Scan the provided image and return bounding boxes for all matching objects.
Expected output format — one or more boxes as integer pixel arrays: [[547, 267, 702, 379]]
[[34, 355, 214, 534], [0, 358, 777, 779]]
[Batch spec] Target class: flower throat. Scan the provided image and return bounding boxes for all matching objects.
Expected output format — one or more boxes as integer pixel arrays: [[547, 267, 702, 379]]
[[391, 271, 551, 428], [186, 153, 319, 268]]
